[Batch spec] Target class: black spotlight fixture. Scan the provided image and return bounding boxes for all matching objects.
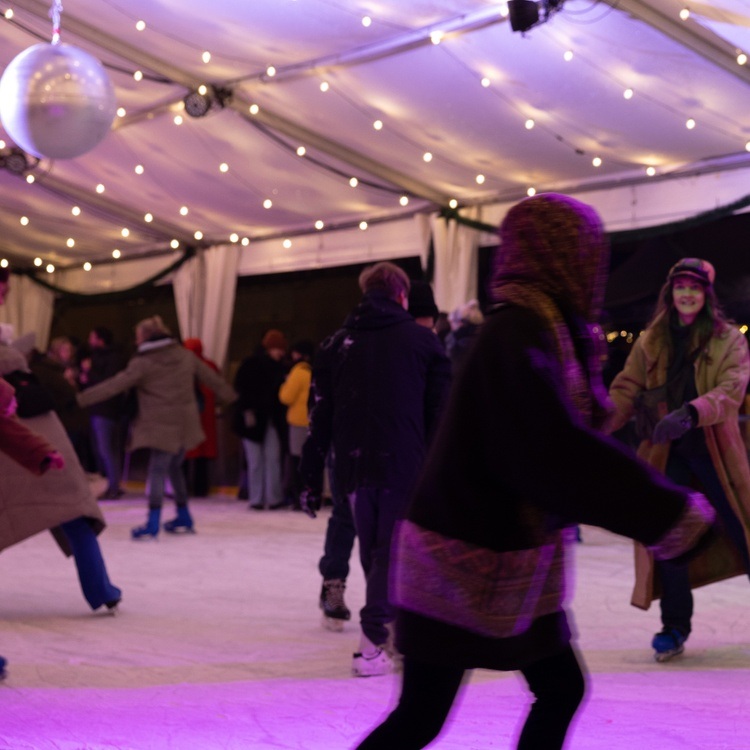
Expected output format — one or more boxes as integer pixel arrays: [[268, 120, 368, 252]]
[[183, 85, 233, 118], [0, 147, 35, 176], [508, 0, 565, 33], [508, 0, 539, 32]]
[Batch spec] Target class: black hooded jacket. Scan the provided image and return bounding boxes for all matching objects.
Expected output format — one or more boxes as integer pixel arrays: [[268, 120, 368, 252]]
[[300, 290, 451, 497]]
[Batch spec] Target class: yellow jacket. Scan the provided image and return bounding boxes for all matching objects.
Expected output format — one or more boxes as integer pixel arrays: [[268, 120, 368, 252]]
[[278, 361, 312, 427]]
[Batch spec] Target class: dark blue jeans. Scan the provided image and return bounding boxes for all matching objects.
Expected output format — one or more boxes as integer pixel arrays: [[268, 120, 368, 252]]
[[350, 485, 408, 646], [318, 463, 356, 582], [147, 448, 188, 509], [59, 517, 121, 610], [657, 449, 750, 636], [90, 415, 123, 492]]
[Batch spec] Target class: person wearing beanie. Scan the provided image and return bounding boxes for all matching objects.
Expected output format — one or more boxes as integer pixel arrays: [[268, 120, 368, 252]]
[[232, 329, 289, 509], [408, 280, 439, 329], [608, 257, 750, 662]]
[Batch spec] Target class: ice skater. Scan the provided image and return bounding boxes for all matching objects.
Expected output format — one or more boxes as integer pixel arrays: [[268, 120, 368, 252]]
[[607, 257, 750, 662], [356, 194, 715, 749]]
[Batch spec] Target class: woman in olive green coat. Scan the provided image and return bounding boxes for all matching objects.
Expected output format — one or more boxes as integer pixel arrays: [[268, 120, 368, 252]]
[[78, 316, 236, 538]]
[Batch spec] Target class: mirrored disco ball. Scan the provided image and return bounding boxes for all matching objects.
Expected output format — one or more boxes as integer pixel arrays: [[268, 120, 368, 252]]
[[0, 43, 116, 159]]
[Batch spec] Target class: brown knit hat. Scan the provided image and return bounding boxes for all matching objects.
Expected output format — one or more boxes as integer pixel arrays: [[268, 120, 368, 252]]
[[262, 329, 288, 351]]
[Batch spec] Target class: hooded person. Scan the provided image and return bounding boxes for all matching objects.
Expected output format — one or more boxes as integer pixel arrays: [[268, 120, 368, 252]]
[[299, 261, 452, 675], [607, 257, 750, 662], [356, 194, 715, 750]]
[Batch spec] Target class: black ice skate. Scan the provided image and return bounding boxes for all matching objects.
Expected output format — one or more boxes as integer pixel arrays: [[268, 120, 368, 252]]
[[320, 579, 351, 632]]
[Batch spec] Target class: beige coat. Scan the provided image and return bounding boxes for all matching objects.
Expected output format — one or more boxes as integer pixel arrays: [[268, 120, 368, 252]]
[[0, 344, 105, 555], [78, 338, 236, 455], [609, 324, 750, 609]]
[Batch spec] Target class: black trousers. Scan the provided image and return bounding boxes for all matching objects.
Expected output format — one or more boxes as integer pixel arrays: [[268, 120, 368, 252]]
[[355, 644, 586, 750]]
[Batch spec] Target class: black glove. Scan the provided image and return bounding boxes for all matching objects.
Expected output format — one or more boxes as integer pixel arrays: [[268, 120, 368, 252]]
[[652, 404, 695, 444], [299, 488, 322, 519]]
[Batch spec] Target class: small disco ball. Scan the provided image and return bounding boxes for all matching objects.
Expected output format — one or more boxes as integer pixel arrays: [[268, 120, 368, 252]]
[[0, 42, 117, 159]]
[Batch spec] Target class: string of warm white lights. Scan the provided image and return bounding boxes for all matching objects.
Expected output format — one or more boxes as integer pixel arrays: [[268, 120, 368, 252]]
[[542, 24, 750, 149], [0, 5, 170, 82], [4, 1, 750, 273]]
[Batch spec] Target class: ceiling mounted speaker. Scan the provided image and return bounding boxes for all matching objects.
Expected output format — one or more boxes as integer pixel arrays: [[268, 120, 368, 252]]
[[1, 147, 33, 175], [183, 86, 232, 118]]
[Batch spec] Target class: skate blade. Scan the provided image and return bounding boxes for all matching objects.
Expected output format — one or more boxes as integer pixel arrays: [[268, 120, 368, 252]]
[[322, 615, 345, 632], [654, 646, 684, 663]]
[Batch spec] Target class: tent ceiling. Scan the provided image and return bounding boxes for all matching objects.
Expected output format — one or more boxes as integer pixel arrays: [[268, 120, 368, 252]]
[[2, 0, 750, 273]]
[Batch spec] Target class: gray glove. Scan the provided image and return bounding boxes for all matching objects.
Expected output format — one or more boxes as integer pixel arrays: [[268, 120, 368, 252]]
[[652, 404, 695, 444]]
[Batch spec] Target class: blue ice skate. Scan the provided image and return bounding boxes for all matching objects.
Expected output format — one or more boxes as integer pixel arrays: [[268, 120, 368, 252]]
[[652, 627, 687, 662]]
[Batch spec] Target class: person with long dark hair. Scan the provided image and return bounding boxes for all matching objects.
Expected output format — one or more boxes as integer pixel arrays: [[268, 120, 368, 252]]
[[608, 258, 750, 662], [355, 196, 715, 750]]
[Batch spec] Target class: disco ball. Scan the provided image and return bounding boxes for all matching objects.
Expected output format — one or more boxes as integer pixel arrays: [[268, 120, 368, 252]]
[[0, 42, 117, 159]]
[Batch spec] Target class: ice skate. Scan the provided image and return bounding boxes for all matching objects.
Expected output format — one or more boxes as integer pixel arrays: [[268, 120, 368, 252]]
[[320, 579, 351, 632], [352, 640, 394, 677], [163, 506, 195, 534], [652, 627, 687, 662], [132, 508, 160, 540]]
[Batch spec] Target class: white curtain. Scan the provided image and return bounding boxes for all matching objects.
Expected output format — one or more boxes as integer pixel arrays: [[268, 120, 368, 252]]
[[430, 206, 482, 314], [0, 275, 55, 353], [413, 213, 432, 273], [172, 245, 239, 369]]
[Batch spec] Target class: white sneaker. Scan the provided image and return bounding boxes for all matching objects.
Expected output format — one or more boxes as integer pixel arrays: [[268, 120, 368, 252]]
[[352, 648, 394, 677]]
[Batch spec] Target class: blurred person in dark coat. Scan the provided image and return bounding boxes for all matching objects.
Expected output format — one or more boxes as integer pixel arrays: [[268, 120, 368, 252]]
[[356, 195, 715, 750], [232, 329, 288, 510], [78, 327, 128, 500]]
